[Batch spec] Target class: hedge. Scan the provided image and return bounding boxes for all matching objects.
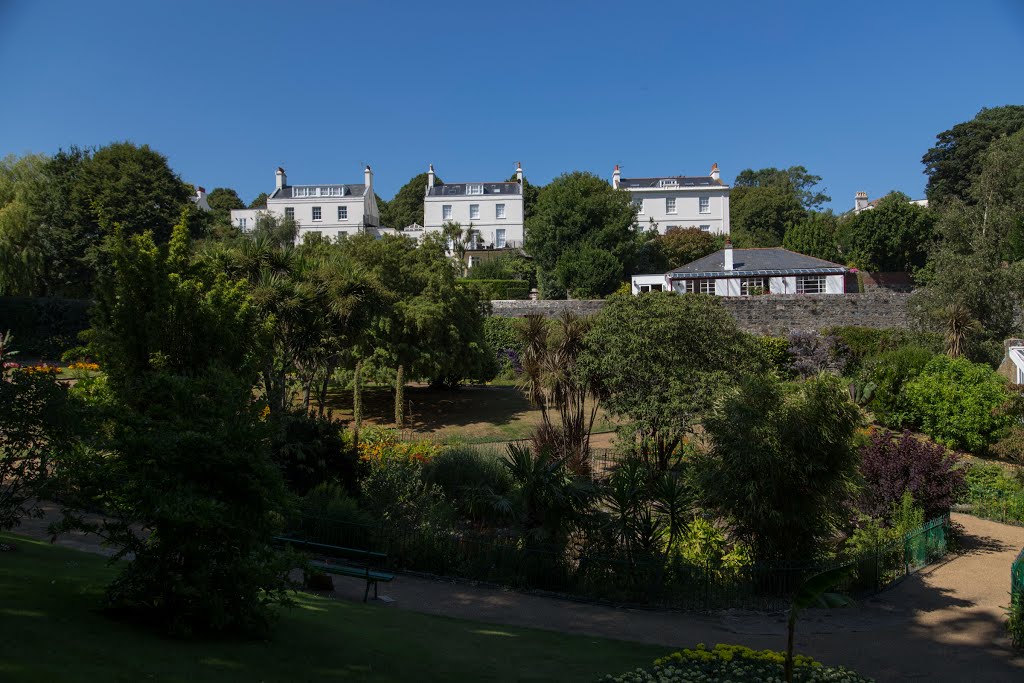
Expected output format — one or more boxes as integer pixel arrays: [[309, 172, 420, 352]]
[[459, 279, 531, 300], [0, 296, 93, 358]]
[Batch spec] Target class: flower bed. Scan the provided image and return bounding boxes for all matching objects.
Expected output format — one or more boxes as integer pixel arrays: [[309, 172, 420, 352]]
[[603, 644, 872, 682]]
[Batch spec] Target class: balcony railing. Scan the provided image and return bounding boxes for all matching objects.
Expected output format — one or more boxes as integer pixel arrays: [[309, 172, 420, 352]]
[[465, 239, 523, 251]]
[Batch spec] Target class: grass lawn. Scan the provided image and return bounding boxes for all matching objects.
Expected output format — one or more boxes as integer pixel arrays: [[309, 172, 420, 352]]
[[0, 533, 664, 682], [323, 383, 617, 444]]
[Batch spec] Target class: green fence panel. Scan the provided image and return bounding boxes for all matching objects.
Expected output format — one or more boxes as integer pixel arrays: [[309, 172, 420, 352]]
[[291, 511, 952, 611], [1013, 547, 1024, 598]]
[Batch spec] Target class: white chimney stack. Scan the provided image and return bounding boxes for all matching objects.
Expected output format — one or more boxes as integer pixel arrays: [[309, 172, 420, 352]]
[[724, 239, 734, 271], [195, 186, 206, 201], [710, 162, 721, 182], [612, 164, 621, 189], [427, 163, 435, 190], [515, 161, 523, 184], [364, 165, 373, 192], [855, 191, 869, 212], [276, 167, 287, 191]]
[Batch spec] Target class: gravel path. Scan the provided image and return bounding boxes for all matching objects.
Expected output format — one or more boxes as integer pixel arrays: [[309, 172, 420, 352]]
[[14, 508, 1024, 682]]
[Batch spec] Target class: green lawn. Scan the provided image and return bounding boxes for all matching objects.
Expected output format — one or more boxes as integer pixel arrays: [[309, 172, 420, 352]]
[[0, 533, 664, 682]]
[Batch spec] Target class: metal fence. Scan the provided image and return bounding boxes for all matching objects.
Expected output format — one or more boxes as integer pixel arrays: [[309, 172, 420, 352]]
[[288, 513, 950, 611], [961, 488, 1024, 527], [1013, 546, 1024, 600]]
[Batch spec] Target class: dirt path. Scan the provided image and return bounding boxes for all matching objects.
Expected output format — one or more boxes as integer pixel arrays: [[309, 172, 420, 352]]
[[14, 509, 1024, 682]]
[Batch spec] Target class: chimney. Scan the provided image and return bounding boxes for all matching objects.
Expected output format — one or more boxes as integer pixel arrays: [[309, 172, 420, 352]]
[[855, 191, 869, 212], [724, 239, 733, 271], [364, 165, 373, 191], [612, 164, 621, 189], [515, 161, 523, 184], [195, 186, 206, 200], [427, 163, 435, 190], [710, 163, 720, 182], [276, 167, 287, 191]]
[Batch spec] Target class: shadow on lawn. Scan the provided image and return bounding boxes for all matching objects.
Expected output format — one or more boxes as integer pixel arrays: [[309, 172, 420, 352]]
[[322, 384, 536, 435]]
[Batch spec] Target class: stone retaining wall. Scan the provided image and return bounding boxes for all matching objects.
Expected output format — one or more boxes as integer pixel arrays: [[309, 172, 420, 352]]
[[490, 292, 916, 335]]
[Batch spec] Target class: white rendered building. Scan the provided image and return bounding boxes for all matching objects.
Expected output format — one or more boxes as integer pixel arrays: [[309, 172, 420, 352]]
[[614, 163, 730, 236], [230, 166, 380, 242], [631, 243, 849, 295], [852, 191, 929, 214], [423, 163, 525, 250]]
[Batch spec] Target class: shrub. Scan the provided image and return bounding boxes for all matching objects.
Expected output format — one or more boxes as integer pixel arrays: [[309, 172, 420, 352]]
[[754, 334, 791, 374], [483, 316, 524, 379], [787, 330, 849, 378], [903, 355, 1014, 452], [300, 482, 375, 527], [270, 411, 358, 495], [826, 325, 943, 374], [961, 463, 1024, 525], [603, 644, 871, 682], [422, 445, 512, 520], [861, 346, 935, 427], [858, 430, 965, 521], [357, 429, 449, 528]]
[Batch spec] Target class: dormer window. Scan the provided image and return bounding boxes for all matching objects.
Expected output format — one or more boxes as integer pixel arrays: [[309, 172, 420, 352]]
[[659, 179, 678, 188], [467, 184, 484, 195]]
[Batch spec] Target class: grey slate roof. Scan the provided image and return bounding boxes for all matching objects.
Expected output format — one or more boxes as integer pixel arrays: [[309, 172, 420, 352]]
[[270, 185, 366, 200], [619, 176, 721, 188], [427, 182, 522, 197], [669, 248, 847, 278]]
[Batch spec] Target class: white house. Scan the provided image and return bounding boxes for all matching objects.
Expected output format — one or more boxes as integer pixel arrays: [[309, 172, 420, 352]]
[[631, 243, 850, 295], [614, 163, 730, 236], [423, 163, 525, 252], [852, 191, 929, 214], [190, 186, 211, 212], [230, 166, 380, 242]]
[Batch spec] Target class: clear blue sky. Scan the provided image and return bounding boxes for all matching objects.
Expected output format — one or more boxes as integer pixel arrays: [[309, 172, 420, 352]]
[[1, 0, 1022, 212]]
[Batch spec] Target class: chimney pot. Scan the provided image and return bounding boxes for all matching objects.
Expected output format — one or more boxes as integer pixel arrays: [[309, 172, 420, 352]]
[[275, 167, 287, 191], [710, 163, 721, 182], [612, 164, 621, 189]]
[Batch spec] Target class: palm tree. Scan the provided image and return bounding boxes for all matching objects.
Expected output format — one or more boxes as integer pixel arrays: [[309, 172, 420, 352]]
[[940, 302, 981, 358], [517, 311, 602, 473], [441, 221, 481, 276]]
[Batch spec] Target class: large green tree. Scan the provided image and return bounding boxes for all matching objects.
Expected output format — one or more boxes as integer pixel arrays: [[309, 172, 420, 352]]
[[0, 153, 48, 295], [61, 220, 293, 635], [525, 171, 637, 298], [29, 142, 193, 296], [657, 226, 724, 269], [923, 105, 1024, 206], [696, 374, 862, 565], [249, 192, 269, 209], [380, 172, 440, 229], [837, 192, 935, 271], [783, 211, 841, 263], [580, 292, 756, 469], [206, 187, 246, 226], [734, 166, 831, 210], [729, 184, 806, 247]]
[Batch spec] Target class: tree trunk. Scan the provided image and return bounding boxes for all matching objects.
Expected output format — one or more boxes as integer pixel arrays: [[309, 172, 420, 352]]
[[353, 361, 363, 444], [785, 609, 797, 683], [394, 364, 405, 429]]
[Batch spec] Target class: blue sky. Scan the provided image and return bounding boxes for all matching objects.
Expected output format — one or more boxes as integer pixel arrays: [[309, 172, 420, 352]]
[[1, 0, 1022, 212]]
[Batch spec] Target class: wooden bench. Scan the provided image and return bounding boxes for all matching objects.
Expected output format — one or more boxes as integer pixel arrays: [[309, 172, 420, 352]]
[[275, 536, 394, 602]]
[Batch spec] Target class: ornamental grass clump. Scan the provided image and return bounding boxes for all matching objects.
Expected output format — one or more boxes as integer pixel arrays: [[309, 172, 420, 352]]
[[603, 644, 873, 682]]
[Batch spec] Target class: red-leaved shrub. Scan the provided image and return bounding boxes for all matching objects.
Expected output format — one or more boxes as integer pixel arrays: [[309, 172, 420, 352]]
[[859, 429, 965, 521]]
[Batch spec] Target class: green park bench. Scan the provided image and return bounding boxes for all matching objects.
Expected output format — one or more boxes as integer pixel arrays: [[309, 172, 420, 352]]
[[275, 536, 395, 602]]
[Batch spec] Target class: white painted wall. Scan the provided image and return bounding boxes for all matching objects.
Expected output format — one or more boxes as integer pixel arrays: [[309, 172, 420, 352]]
[[629, 189, 730, 236], [424, 194, 525, 247], [230, 209, 261, 232], [631, 274, 669, 294], [826, 274, 845, 294]]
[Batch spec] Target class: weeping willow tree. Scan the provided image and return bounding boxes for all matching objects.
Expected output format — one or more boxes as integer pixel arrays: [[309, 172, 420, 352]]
[[517, 312, 602, 474]]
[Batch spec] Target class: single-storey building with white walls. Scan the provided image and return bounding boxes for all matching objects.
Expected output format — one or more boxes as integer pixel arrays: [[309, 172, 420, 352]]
[[631, 243, 850, 295], [230, 166, 380, 242], [998, 340, 1024, 384], [613, 163, 730, 236]]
